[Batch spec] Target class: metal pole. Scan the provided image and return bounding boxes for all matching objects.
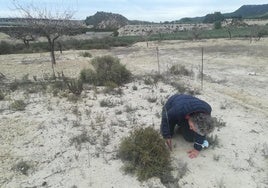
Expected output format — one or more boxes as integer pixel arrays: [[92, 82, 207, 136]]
[[156, 47, 160, 74], [201, 47, 204, 90]]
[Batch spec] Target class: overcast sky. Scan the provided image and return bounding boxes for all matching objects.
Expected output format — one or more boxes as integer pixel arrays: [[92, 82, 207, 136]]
[[0, 0, 267, 22]]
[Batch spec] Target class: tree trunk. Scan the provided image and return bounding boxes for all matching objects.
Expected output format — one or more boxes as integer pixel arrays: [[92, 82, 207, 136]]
[[23, 39, 30, 48], [47, 37, 56, 78], [227, 30, 232, 39]]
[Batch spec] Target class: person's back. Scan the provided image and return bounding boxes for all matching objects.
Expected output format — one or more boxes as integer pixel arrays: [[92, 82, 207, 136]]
[[160, 94, 214, 158]]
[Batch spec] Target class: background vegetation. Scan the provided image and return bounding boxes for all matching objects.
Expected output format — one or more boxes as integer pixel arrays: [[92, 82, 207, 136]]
[[1, 24, 268, 55]]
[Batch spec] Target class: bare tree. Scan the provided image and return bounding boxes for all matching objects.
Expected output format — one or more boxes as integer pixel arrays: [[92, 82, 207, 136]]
[[191, 26, 202, 40], [1, 26, 36, 48], [226, 26, 232, 39], [12, 1, 84, 76]]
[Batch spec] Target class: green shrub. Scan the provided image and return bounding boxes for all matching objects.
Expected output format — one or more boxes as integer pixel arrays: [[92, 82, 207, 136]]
[[0, 41, 12, 55], [12, 161, 31, 175], [214, 21, 222, 29], [10, 100, 27, 111], [80, 68, 98, 84], [147, 96, 157, 103], [67, 94, 80, 103], [103, 81, 118, 93], [70, 132, 90, 150], [118, 127, 173, 183], [80, 55, 132, 86], [64, 78, 83, 96], [144, 77, 154, 85], [80, 51, 92, 58], [100, 98, 116, 108], [169, 65, 193, 76], [132, 85, 138, 91], [170, 81, 187, 93], [9, 80, 19, 91], [26, 83, 47, 94]]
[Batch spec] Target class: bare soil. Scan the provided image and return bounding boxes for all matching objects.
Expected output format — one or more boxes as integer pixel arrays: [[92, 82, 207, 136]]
[[0, 38, 267, 188]]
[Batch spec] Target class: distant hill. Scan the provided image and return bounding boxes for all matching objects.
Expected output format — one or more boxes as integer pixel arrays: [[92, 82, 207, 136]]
[[224, 4, 268, 18], [177, 4, 268, 23], [85, 11, 129, 30], [85, 11, 154, 30]]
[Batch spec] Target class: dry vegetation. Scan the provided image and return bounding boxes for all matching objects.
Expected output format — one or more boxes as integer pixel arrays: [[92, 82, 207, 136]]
[[0, 37, 268, 188]]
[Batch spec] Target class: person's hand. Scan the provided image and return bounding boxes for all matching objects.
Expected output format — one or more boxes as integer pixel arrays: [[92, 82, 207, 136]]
[[187, 149, 199, 158], [166, 138, 172, 151]]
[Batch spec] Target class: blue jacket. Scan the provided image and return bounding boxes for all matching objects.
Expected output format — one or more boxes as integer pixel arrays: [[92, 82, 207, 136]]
[[161, 94, 212, 151]]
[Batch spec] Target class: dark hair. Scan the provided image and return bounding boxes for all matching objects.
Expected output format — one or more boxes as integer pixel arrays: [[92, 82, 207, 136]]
[[189, 113, 215, 135]]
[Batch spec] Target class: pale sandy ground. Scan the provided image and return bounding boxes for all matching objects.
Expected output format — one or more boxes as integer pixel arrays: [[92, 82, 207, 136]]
[[0, 38, 268, 188]]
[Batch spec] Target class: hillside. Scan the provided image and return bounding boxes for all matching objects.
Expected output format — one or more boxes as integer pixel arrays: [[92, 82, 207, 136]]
[[177, 4, 268, 23], [224, 4, 268, 18], [85, 12, 155, 30], [85, 11, 129, 30]]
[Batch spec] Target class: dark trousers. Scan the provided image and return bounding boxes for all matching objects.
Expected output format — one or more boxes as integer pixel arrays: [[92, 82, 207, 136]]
[[180, 123, 195, 142]]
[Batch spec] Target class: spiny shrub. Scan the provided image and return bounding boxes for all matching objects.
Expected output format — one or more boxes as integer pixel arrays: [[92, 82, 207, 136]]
[[100, 98, 116, 108], [80, 55, 132, 86], [64, 78, 83, 96], [118, 127, 173, 183], [70, 132, 90, 150], [169, 65, 193, 76]]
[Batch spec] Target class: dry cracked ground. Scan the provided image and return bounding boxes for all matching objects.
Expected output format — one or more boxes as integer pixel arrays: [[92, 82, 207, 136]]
[[0, 38, 268, 188]]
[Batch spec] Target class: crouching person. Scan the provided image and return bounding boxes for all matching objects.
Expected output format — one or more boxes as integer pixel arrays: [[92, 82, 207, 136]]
[[160, 94, 215, 158]]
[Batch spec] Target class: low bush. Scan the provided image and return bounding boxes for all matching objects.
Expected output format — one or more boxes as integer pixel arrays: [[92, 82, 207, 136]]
[[70, 132, 90, 150], [118, 127, 174, 183], [169, 65, 193, 76], [100, 98, 116, 108], [10, 100, 27, 111], [80, 68, 97, 84], [12, 161, 31, 175], [144, 77, 154, 85], [103, 81, 118, 94], [64, 78, 83, 96], [80, 55, 132, 86], [147, 96, 158, 103], [80, 51, 92, 58]]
